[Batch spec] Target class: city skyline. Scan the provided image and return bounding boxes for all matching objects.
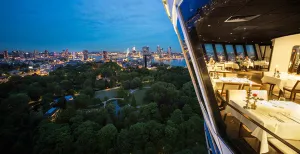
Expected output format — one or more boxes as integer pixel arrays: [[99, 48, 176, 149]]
[[0, 0, 181, 52]]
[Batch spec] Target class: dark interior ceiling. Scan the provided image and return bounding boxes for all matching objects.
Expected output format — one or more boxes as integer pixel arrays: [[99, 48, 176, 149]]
[[194, 0, 300, 44]]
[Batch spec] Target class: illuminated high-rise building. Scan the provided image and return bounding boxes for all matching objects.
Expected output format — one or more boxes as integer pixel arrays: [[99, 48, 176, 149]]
[[168, 46, 171, 58], [44, 50, 49, 57], [83, 50, 88, 60], [65, 49, 69, 58], [12, 50, 19, 58], [132, 46, 136, 54], [142, 46, 150, 54], [157, 45, 161, 53], [3, 50, 8, 59], [103, 51, 108, 61], [33, 50, 38, 59]]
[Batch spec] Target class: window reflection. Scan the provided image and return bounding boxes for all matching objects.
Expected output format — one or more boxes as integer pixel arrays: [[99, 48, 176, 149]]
[[246, 45, 256, 60], [225, 45, 235, 61], [204, 44, 215, 61], [235, 45, 245, 58], [215, 44, 225, 62]]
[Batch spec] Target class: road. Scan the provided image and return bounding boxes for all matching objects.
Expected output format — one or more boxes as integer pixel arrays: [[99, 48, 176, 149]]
[[88, 97, 124, 108]]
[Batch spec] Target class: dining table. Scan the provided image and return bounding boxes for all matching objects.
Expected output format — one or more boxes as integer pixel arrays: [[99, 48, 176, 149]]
[[207, 63, 225, 70], [261, 72, 300, 91], [224, 62, 240, 70], [212, 77, 259, 90], [254, 60, 269, 67], [225, 100, 300, 153]]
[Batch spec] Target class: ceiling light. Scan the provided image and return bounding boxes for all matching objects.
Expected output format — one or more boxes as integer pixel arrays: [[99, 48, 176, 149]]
[[244, 28, 247, 30], [218, 37, 220, 39], [234, 39, 236, 40], [208, 25, 211, 27], [252, 41, 254, 42], [230, 33, 233, 34]]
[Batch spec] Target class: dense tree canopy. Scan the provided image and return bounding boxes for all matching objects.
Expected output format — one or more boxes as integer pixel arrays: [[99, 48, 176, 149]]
[[0, 62, 205, 154]]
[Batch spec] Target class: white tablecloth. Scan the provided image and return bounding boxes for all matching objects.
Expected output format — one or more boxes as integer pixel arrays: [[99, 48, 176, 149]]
[[226, 100, 300, 153], [261, 72, 300, 90], [207, 63, 225, 70], [242, 61, 254, 68], [254, 61, 269, 67], [212, 77, 257, 90], [225, 62, 240, 69]]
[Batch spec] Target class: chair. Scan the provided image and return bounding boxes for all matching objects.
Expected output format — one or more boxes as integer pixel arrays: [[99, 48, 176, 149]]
[[224, 73, 237, 77], [222, 90, 247, 120], [283, 80, 300, 101], [241, 84, 262, 90], [268, 138, 300, 154], [218, 83, 242, 96], [262, 72, 276, 96]]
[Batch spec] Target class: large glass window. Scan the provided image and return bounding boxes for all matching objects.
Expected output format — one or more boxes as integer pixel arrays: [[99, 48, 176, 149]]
[[246, 45, 256, 60], [204, 44, 215, 61], [235, 45, 245, 58], [215, 44, 225, 62], [225, 45, 235, 61]]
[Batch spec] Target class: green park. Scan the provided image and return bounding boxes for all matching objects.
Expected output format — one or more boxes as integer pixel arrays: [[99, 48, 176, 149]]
[[0, 62, 206, 154]]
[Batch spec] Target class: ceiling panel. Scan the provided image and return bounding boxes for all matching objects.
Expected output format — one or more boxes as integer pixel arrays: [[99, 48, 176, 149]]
[[191, 0, 300, 44]]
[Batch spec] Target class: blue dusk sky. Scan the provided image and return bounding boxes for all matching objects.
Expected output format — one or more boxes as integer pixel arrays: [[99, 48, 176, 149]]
[[0, 0, 181, 52]]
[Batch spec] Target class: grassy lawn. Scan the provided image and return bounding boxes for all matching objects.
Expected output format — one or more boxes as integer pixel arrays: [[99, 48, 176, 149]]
[[94, 87, 149, 106], [94, 89, 118, 100], [133, 89, 148, 105]]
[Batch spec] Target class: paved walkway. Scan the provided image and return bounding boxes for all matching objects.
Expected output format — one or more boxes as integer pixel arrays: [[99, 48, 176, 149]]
[[102, 98, 124, 108]]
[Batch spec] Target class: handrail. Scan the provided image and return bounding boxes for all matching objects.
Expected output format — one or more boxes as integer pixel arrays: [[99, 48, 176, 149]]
[[227, 100, 300, 153]]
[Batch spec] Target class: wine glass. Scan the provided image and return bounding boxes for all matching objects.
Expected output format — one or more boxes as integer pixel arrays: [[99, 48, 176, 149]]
[[279, 97, 286, 101]]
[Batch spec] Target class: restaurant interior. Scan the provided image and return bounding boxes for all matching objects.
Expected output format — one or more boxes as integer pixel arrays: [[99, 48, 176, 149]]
[[177, 0, 300, 153]]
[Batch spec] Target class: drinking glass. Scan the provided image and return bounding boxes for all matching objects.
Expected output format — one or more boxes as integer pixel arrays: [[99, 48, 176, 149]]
[[279, 97, 286, 101]]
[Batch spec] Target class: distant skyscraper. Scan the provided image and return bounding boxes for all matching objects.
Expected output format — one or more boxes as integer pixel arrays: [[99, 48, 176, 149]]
[[12, 50, 19, 58], [103, 51, 108, 61], [157, 45, 161, 53], [72, 52, 76, 59], [44, 50, 49, 57], [132, 46, 136, 54], [142, 46, 150, 54], [168, 46, 172, 58], [65, 49, 69, 57], [33, 50, 38, 58], [83, 50, 88, 60], [3, 50, 8, 59], [24, 52, 30, 59]]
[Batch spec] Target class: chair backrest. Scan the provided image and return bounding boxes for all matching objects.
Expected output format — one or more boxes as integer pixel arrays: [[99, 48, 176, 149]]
[[242, 84, 262, 90], [292, 80, 300, 91], [215, 66, 223, 71], [226, 90, 247, 102], [221, 83, 242, 95], [225, 73, 237, 77], [251, 90, 268, 100]]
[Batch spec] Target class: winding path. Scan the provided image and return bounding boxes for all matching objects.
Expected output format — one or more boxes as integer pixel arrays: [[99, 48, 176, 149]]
[[102, 98, 124, 108]]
